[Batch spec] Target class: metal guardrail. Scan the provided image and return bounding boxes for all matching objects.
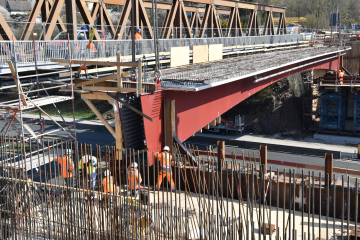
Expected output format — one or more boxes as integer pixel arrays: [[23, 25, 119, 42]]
[[0, 34, 304, 68]]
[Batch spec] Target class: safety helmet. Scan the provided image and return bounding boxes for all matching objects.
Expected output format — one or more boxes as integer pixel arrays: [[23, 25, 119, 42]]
[[66, 149, 73, 155], [81, 154, 91, 163], [91, 157, 97, 167], [163, 146, 170, 151], [104, 170, 110, 177], [136, 28, 141, 32], [131, 162, 138, 168]]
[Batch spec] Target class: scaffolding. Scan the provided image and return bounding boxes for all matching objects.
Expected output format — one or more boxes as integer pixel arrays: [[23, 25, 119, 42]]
[[320, 92, 346, 132], [354, 93, 360, 132], [302, 70, 321, 131], [0, 36, 76, 171]]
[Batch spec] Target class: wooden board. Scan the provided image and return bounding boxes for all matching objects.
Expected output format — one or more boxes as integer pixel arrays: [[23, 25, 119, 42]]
[[59, 66, 117, 77], [208, 44, 223, 62], [73, 74, 117, 88], [170, 46, 189, 68], [82, 86, 136, 92], [7, 61, 27, 106], [193, 45, 209, 64]]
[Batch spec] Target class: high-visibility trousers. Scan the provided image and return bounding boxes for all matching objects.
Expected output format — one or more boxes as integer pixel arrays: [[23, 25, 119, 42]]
[[155, 170, 175, 190]]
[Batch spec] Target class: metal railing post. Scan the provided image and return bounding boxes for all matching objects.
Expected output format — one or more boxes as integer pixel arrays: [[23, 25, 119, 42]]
[[43, 22, 47, 61], [42, 22, 46, 41]]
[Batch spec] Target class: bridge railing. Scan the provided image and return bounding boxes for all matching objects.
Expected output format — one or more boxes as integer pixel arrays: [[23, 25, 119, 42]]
[[4, 20, 360, 40], [1, 34, 304, 67]]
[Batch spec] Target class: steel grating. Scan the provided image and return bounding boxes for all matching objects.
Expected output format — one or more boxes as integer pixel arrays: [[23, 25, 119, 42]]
[[153, 47, 349, 91]]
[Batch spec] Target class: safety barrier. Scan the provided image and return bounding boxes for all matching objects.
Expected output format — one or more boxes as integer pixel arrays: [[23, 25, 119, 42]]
[[0, 34, 304, 67]]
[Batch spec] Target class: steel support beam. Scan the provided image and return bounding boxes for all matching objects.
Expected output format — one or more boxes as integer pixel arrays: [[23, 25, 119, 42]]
[[263, 11, 275, 36], [246, 9, 259, 36], [114, 0, 153, 39], [277, 12, 286, 35], [199, 4, 222, 38], [227, 5, 242, 37], [66, 0, 77, 40]]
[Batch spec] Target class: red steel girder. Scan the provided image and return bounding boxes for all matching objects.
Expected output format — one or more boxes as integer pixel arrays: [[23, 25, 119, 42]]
[[140, 56, 340, 165]]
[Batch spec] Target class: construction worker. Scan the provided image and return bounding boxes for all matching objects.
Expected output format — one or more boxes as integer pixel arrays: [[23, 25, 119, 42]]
[[78, 154, 91, 187], [338, 70, 344, 85], [135, 28, 142, 40], [135, 28, 142, 54], [155, 146, 176, 192], [102, 170, 115, 193], [55, 149, 75, 188], [127, 162, 142, 195], [86, 157, 98, 193]]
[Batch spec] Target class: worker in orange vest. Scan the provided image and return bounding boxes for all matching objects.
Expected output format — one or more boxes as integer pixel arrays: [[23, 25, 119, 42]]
[[102, 170, 115, 193], [338, 70, 344, 85], [155, 146, 176, 191], [135, 28, 142, 40], [55, 149, 75, 188], [127, 162, 142, 195], [102, 169, 116, 206], [135, 28, 142, 55]]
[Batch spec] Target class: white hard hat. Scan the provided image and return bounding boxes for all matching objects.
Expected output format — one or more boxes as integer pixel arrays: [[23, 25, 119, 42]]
[[91, 157, 97, 167], [104, 170, 110, 176], [81, 154, 91, 163], [163, 146, 170, 151], [66, 149, 73, 155], [131, 162, 138, 168]]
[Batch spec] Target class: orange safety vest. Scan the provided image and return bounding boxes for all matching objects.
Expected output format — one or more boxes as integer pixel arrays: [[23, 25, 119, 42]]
[[127, 168, 142, 190], [102, 176, 115, 193], [155, 152, 172, 169], [55, 156, 74, 178], [135, 32, 142, 40], [339, 71, 344, 84]]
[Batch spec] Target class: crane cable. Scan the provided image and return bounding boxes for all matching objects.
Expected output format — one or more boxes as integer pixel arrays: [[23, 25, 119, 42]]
[[152, 0, 161, 80]]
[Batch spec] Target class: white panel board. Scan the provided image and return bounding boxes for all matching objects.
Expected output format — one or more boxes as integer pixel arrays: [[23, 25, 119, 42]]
[[193, 45, 209, 64], [208, 44, 223, 62], [171, 46, 189, 68]]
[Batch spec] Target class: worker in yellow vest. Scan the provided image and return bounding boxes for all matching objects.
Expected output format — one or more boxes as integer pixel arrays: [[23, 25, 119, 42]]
[[127, 162, 142, 195], [87, 157, 98, 193], [155, 146, 175, 191], [79, 154, 91, 178]]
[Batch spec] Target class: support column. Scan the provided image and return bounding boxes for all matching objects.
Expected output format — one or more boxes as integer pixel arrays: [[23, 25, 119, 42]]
[[114, 99, 123, 160], [260, 145, 267, 174], [164, 99, 176, 154], [325, 153, 333, 185], [217, 140, 225, 169], [65, 0, 77, 40]]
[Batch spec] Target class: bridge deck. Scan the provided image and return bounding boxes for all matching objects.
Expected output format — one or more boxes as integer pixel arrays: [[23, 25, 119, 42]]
[[158, 47, 348, 91]]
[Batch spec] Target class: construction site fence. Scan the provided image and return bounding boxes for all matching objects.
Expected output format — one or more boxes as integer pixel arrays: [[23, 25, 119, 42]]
[[0, 34, 304, 67], [0, 137, 359, 239]]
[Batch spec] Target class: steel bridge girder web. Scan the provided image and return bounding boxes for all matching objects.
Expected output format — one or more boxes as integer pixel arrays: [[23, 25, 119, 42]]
[[140, 57, 340, 165]]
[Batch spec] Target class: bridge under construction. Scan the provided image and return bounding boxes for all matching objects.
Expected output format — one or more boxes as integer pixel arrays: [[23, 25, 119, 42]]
[[0, 0, 360, 238]]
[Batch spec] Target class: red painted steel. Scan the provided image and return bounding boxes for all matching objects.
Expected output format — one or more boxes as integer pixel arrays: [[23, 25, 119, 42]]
[[141, 57, 340, 165]]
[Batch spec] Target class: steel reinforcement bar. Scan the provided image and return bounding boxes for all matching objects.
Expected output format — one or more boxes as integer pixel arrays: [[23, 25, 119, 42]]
[[0, 135, 358, 239]]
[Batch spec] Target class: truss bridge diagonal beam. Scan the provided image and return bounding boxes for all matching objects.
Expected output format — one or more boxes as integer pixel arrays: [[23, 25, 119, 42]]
[[20, 0, 285, 40]]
